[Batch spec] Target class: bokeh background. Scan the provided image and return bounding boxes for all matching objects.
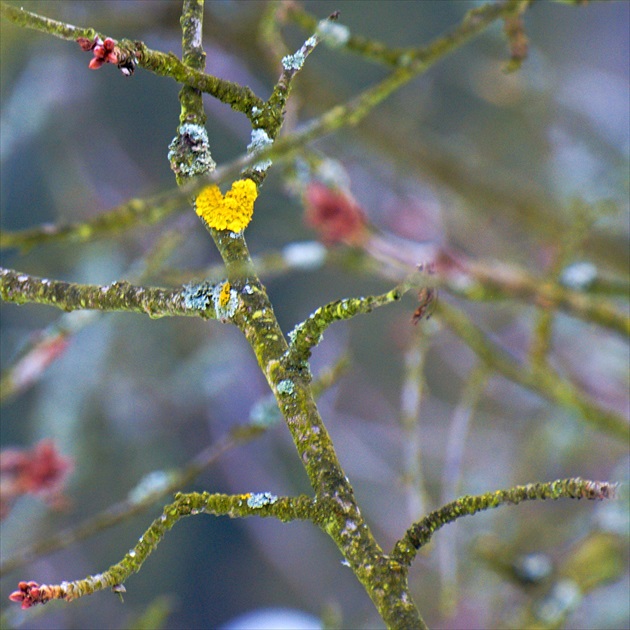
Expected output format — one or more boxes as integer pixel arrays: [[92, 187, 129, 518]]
[[1, 1, 628, 628]]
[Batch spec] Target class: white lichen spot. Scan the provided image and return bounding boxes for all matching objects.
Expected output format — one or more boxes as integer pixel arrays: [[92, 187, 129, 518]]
[[277, 379, 295, 396], [190, 22, 202, 49], [128, 549, 136, 558], [247, 128, 273, 172], [243, 284, 254, 295], [282, 241, 327, 270], [17, 275, 28, 282], [251, 105, 261, 117], [248, 128, 272, 151], [288, 321, 305, 344], [316, 20, 350, 47], [341, 559, 350, 567], [247, 492, 278, 508]]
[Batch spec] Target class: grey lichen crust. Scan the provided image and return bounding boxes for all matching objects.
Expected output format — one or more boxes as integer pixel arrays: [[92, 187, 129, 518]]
[[168, 123, 216, 179]]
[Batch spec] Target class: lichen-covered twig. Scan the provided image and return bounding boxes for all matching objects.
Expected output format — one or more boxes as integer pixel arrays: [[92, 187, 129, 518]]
[[0, 429, 260, 577], [264, 13, 332, 139], [9, 492, 321, 609], [392, 478, 617, 567], [0, 356, 346, 576], [0, 2, 264, 120], [0, 267, 227, 320], [284, 283, 408, 367]]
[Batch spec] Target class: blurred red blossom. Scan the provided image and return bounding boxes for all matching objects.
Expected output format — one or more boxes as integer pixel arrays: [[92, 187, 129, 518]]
[[0, 439, 73, 520], [304, 182, 368, 246]]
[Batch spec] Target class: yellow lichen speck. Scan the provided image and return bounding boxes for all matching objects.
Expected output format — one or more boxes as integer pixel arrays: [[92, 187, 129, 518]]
[[195, 179, 258, 232], [219, 281, 231, 308]]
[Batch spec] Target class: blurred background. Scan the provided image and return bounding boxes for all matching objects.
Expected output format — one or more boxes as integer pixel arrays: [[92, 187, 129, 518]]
[[1, 1, 628, 628]]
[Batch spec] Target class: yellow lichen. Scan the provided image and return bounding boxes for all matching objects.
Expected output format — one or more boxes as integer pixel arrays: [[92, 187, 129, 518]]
[[219, 281, 231, 308], [195, 179, 258, 232]]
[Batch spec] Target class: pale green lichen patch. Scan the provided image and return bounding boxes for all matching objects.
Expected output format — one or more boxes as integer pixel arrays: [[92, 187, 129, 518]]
[[168, 123, 215, 179], [247, 492, 278, 508], [277, 379, 295, 396], [282, 51, 306, 71], [182, 280, 213, 311]]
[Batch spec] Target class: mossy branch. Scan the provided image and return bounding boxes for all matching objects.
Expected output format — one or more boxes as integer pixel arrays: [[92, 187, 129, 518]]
[[392, 478, 617, 567], [0, 356, 348, 577], [3, 1, 618, 627], [0, 2, 264, 120], [9, 492, 321, 608], [284, 277, 422, 367], [0, 267, 230, 320]]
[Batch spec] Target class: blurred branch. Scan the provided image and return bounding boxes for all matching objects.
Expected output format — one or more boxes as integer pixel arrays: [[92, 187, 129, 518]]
[[392, 478, 617, 567], [399, 329, 432, 520], [0, 193, 185, 252], [435, 300, 629, 442], [284, 1, 534, 68], [439, 255, 630, 339], [437, 364, 490, 613]]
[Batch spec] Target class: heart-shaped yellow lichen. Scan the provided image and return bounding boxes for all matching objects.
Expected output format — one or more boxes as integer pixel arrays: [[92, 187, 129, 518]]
[[195, 179, 258, 232]]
